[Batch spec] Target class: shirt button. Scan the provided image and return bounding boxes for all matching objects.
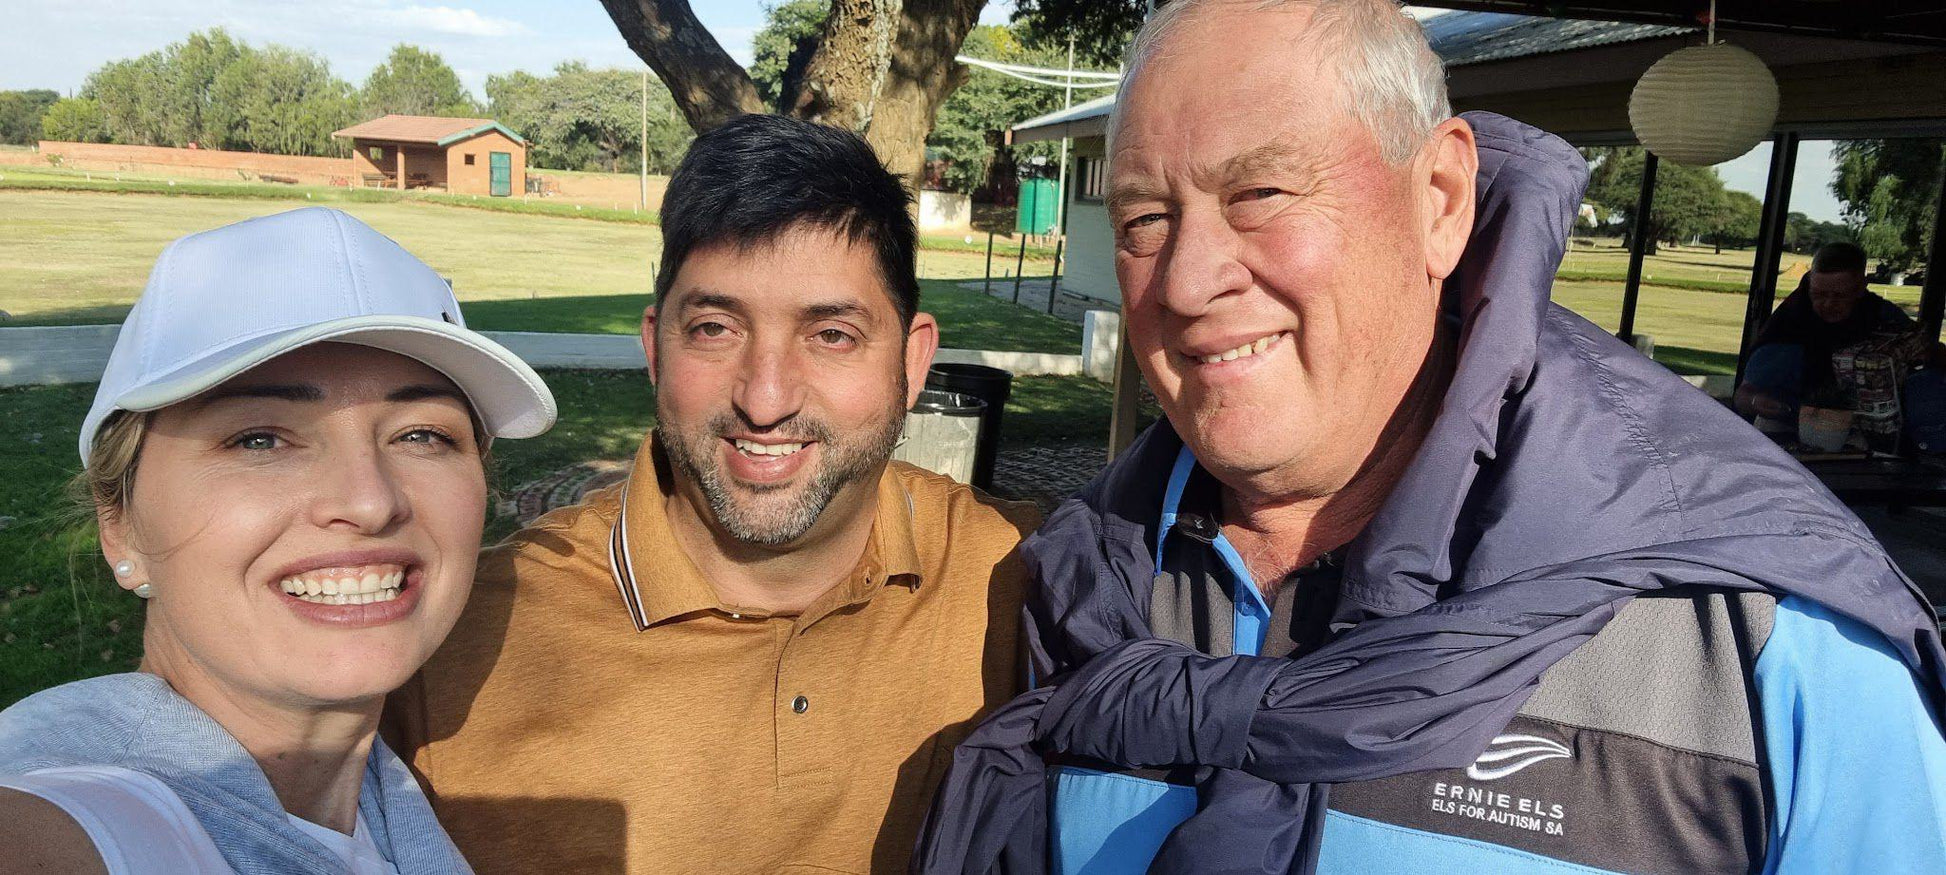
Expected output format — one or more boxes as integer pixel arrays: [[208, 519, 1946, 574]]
[[792, 695, 810, 714]]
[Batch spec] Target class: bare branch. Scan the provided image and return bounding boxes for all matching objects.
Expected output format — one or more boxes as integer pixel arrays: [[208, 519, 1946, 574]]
[[599, 0, 766, 133]]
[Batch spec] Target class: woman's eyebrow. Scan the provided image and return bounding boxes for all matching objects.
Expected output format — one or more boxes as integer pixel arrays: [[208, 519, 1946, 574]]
[[198, 384, 326, 404], [386, 384, 469, 404]]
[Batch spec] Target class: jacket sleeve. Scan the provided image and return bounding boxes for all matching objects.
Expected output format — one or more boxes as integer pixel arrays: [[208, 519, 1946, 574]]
[[1757, 596, 1946, 873]]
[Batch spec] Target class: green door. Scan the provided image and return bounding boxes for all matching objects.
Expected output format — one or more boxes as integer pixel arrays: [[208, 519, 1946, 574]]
[[489, 152, 512, 197]]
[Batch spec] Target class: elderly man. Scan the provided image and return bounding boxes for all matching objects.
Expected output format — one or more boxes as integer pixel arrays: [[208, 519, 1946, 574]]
[[916, 2, 1946, 873], [384, 115, 1037, 873]]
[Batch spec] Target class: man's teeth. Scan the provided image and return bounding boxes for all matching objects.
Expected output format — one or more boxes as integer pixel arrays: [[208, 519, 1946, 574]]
[[1199, 332, 1282, 365], [280, 568, 405, 606], [733, 439, 805, 457]]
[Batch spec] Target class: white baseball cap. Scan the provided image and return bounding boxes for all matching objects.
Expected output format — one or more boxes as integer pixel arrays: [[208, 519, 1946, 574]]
[[80, 207, 556, 464]]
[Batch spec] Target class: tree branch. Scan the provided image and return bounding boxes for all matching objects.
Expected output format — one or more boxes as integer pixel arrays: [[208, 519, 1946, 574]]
[[599, 0, 765, 133]]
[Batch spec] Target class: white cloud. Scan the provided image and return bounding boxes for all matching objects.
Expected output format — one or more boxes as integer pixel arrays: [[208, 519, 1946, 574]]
[[371, 5, 527, 38]]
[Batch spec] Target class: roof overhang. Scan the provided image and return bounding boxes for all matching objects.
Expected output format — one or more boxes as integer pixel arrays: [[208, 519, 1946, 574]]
[[1010, 94, 1116, 145], [436, 122, 526, 147]]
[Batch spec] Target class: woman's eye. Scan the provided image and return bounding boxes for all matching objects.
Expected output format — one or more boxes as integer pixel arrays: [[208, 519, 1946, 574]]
[[399, 428, 456, 447], [229, 432, 281, 451]]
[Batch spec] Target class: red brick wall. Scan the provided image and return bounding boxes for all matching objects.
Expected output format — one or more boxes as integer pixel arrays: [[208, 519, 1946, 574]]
[[35, 141, 350, 185], [444, 131, 525, 197]]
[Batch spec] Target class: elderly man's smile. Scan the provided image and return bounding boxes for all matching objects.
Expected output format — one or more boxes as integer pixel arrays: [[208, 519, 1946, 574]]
[[1180, 330, 1290, 368]]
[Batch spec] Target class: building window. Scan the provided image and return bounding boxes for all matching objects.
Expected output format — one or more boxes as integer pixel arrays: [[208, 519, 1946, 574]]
[[370, 146, 384, 162], [1075, 155, 1106, 202], [464, 154, 475, 165]]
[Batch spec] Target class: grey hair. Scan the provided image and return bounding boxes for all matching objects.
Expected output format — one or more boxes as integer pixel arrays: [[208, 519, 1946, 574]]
[[1114, 0, 1451, 165]]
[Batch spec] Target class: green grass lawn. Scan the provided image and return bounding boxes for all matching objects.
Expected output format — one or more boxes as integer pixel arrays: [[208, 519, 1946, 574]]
[[0, 369, 1122, 706], [0, 189, 1069, 350]]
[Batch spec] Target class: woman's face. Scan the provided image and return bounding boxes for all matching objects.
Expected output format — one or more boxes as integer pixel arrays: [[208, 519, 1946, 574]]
[[103, 342, 487, 708]]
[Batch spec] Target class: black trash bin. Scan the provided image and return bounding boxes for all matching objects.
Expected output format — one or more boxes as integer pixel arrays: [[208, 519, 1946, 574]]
[[925, 363, 1012, 490]]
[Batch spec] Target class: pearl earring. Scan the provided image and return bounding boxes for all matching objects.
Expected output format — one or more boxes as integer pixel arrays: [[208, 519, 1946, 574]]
[[114, 560, 133, 577], [133, 583, 153, 599]]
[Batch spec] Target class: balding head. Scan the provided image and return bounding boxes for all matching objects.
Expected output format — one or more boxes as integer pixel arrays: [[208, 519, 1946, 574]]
[[1114, 0, 1450, 165], [1106, 0, 1477, 509]]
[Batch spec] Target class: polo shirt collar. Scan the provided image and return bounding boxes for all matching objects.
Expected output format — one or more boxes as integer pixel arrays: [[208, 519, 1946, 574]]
[[607, 435, 924, 632]]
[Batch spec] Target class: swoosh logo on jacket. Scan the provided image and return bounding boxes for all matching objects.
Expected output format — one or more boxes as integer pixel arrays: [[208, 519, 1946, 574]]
[[1465, 734, 1572, 781]]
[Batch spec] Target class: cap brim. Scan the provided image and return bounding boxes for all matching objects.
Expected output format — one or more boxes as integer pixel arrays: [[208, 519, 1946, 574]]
[[113, 315, 557, 439]]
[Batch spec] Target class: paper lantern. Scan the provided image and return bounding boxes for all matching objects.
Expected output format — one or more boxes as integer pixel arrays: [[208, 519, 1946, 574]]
[[1629, 42, 1779, 167]]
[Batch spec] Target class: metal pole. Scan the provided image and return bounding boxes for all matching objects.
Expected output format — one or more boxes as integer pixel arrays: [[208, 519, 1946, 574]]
[[1619, 151, 1658, 345], [1048, 238, 1064, 314], [1054, 32, 1074, 233], [1917, 163, 1946, 343], [984, 231, 995, 295], [640, 69, 649, 212], [1735, 133, 1801, 387], [1012, 234, 1027, 304]]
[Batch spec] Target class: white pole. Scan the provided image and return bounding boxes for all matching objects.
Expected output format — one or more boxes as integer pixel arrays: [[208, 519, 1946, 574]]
[[640, 68, 649, 212], [1054, 32, 1075, 235]]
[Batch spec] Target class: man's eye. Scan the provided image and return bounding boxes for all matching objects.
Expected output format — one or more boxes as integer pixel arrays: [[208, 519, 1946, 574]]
[[228, 431, 281, 451], [692, 322, 729, 338], [1240, 187, 1281, 201], [1125, 212, 1167, 230], [816, 328, 854, 345]]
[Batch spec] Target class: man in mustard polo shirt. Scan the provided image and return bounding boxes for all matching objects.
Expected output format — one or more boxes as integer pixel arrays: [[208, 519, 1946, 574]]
[[384, 115, 1038, 873]]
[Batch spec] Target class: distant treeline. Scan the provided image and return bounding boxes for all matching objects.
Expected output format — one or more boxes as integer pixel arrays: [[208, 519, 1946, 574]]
[[2, 29, 693, 174]]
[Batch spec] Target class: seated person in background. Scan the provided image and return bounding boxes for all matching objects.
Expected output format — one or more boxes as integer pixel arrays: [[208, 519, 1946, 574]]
[[1737, 241, 1918, 423]]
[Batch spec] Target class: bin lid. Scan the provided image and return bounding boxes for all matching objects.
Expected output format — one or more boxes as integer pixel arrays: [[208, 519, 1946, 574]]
[[911, 389, 986, 416]]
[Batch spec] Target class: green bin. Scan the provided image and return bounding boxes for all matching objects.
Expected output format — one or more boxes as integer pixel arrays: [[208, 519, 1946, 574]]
[[1015, 178, 1060, 235]]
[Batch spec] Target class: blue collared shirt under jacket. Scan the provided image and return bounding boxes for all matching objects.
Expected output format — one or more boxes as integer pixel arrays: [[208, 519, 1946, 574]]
[[911, 112, 1946, 875]]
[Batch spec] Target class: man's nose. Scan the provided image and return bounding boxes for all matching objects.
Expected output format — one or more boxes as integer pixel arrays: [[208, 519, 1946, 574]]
[[732, 335, 808, 428], [1156, 209, 1251, 318]]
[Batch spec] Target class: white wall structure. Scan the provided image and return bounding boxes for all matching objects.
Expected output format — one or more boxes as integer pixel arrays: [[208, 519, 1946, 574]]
[[918, 189, 972, 232]]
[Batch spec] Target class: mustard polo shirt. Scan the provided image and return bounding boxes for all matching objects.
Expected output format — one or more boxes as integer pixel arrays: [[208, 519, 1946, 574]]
[[384, 435, 1038, 873]]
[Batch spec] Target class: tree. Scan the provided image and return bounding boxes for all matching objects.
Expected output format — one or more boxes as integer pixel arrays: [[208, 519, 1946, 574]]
[[209, 47, 358, 157], [361, 45, 479, 118], [487, 62, 692, 173], [0, 90, 59, 145], [1832, 138, 1944, 274], [1784, 211, 1855, 254], [598, 0, 986, 186], [748, 0, 828, 111], [926, 24, 1076, 195], [83, 29, 248, 148], [1585, 147, 1734, 253], [39, 98, 105, 143], [1010, 0, 1143, 67], [1708, 189, 1763, 253]]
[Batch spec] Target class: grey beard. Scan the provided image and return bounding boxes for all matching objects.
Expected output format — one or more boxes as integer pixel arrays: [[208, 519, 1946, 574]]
[[658, 400, 906, 547]]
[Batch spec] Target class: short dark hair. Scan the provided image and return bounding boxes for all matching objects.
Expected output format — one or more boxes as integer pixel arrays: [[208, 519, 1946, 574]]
[[654, 114, 919, 325], [1811, 241, 1868, 275]]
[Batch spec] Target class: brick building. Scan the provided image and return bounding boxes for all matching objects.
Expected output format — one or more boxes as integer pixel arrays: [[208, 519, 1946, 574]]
[[333, 115, 526, 196]]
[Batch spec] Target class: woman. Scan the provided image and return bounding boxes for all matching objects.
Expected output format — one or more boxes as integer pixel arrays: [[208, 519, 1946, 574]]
[[0, 207, 556, 874]]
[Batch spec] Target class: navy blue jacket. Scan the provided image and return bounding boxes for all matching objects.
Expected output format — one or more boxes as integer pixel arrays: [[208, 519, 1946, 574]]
[[912, 113, 1946, 874]]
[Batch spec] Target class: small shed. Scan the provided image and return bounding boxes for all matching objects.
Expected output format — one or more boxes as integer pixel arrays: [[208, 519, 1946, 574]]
[[332, 115, 526, 197]]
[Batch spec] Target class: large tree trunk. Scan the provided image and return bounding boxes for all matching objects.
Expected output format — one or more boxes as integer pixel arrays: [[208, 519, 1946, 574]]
[[601, 0, 982, 190], [598, 0, 765, 132]]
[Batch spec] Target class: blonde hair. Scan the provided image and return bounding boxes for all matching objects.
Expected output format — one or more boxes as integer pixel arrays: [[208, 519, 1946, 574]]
[[1116, 0, 1450, 165], [74, 410, 152, 520]]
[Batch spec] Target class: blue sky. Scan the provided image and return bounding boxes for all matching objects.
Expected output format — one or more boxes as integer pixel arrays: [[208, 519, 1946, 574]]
[[0, 0, 1845, 220]]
